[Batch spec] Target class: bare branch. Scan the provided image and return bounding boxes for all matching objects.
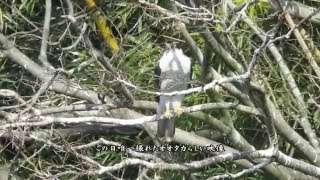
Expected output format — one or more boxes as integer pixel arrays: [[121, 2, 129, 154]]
[[38, 0, 53, 68]]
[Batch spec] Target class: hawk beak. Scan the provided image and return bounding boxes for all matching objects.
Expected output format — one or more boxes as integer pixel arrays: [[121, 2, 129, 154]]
[[171, 42, 177, 49]]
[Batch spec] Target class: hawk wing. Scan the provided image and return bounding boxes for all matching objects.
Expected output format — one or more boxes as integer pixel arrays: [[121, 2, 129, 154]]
[[155, 47, 191, 142], [154, 61, 161, 103]]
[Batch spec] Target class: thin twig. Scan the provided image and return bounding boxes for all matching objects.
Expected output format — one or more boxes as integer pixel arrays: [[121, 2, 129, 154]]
[[38, 0, 53, 68]]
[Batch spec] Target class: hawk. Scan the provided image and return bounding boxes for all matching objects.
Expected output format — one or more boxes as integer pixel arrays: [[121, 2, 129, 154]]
[[155, 44, 192, 142]]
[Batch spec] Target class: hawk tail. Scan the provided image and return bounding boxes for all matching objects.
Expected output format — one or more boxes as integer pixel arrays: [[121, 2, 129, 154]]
[[157, 118, 175, 142]]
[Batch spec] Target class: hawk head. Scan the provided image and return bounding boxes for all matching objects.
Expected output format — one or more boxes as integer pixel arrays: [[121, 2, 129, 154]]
[[164, 42, 178, 52]]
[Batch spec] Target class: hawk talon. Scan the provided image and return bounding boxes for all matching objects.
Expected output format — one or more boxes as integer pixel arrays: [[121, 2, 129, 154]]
[[174, 107, 185, 117], [164, 109, 174, 118]]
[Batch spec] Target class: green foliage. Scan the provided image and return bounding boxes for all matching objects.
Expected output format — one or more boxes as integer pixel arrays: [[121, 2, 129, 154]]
[[19, 0, 41, 16], [233, 0, 270, 17]]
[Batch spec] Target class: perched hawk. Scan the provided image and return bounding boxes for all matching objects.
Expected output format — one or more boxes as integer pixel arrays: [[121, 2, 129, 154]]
[[155, 44, 192, 142]]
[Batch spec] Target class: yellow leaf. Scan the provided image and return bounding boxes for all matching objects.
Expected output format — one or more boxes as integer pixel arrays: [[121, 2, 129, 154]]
[[85, 0, 119, 54]]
